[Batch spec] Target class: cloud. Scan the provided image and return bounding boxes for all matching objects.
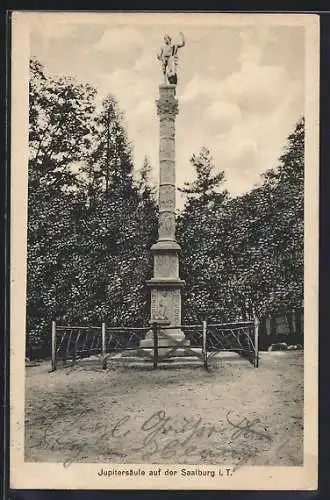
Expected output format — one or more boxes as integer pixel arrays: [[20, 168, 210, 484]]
[[97, 68, 155, 105], [226, 65, 288, 115], [226, 139, 260, 181], [31, 20, 77, 40], [102, 25, 303, 201], [134, 51, 155, 73], [94, 27, 146, 55], [181, 75, 219, 103], [203, 101, 242, 134], [181, 76, 201, 102], [132, 99, 154, 118], [239, 26, 277, 61], [31, 21, 304, 202], [182, 25, 289, 114], [179, 22, 302, 183], [182, 66, 289, 124]]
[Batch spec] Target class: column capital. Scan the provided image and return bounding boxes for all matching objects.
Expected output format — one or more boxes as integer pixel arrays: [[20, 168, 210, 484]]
[[156, 98, 179, 117], [156, 85, 179, 117]]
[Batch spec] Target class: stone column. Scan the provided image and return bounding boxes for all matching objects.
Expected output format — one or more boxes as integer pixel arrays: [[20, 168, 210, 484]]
[[140, 84, 188, 351]]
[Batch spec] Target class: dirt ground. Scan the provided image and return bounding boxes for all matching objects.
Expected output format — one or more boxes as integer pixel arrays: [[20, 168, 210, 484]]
[[25, 351, 303, 468]]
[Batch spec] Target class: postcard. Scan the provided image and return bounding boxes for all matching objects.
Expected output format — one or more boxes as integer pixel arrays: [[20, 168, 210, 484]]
[[10, 11, 319, 490]]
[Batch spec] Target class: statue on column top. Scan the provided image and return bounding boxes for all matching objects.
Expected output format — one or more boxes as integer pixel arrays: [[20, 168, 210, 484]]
[[157, 32, 186, 85]]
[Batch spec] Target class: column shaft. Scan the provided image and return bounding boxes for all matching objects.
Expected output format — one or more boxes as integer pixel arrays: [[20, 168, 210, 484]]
[[141, 84, 188, 351]]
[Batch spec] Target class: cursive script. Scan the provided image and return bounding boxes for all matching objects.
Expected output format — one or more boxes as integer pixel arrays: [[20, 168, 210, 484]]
[[37, 409, 273, 468]]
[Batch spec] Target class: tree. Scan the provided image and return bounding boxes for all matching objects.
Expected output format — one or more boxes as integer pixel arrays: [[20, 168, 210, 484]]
[[138, 155, 156, 199], [176, 118, 304, 323], [225, 118, 304, 319], [83, 94, 134, 200], [177, 147, 229, 322], [27, 63, 159, 351], [26, 186, 87, 356], [178, 146, 228, 206], [251, 116, 304, 316], [71, 102, 158, 327], [27, 59, 97, 356], [27, 59, 304, 359], [29, 58, 96, 190]]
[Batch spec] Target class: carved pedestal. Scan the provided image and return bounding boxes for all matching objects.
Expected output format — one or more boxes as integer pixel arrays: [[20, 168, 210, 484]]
[[140, 84, 188, 353]]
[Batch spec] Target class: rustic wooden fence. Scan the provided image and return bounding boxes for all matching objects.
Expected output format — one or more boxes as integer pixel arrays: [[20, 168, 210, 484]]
[[50, 318, 259, 371]]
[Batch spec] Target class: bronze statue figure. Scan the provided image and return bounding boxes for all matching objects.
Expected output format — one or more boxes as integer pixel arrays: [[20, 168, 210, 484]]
[[157, 32, 186, 85]]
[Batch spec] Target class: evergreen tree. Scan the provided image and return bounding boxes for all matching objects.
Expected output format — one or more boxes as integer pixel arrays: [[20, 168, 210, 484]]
[[85, 94, 134, 199], [27, 61, 158, 355], [138, 155, 156, 199], [178, 146, 228, 206], [177, 119, 304, 323], [27, 58, 304, 358], [225, 117, 304, 319], [177, 147, 229, 322], [73, 99, 157, 326]]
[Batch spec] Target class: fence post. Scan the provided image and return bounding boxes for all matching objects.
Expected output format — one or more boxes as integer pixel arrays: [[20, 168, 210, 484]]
[[153, 322, 158, 370], [254, 315, 259, 368], [102, 322, 106, 358], [202, 320, 208, 369], [72, 333, 77, 367], [51, 320, 57, 371]]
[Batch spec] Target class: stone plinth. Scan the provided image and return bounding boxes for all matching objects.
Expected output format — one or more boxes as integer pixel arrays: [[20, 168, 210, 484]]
[[140, 84, 188, 353]]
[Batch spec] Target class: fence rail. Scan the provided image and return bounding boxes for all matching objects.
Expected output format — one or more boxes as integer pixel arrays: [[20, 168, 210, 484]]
[[50, 318, 259, 371]]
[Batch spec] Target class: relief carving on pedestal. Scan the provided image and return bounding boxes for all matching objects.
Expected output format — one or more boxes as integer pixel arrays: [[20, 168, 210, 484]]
[[150, 288, 181, 326], [156, 290, 172, 321]]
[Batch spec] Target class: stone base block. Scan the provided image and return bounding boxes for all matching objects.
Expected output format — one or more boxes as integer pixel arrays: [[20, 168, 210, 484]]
[[140, 328, 190, 357]]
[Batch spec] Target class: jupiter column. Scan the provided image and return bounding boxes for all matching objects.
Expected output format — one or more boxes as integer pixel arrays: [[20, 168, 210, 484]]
[[140, 52, 190, 351]]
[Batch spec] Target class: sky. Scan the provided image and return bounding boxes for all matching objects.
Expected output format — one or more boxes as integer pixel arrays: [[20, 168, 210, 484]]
[[30, 14, 305, 205]]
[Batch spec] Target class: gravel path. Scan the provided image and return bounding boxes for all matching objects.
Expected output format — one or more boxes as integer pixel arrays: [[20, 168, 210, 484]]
[[25, 351, 303, 467]]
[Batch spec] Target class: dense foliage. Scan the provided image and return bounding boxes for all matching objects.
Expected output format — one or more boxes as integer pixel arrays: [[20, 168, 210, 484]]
[[27, 60, 157, 356], [26, 59, 304, 356], [177, 120, 304, 322]]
